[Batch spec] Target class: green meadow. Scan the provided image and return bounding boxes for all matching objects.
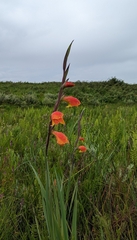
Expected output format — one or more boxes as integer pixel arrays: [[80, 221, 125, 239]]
[[1, 79, 137, 239]]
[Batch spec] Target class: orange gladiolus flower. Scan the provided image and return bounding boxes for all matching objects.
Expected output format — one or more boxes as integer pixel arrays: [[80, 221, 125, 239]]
[[51, 111, 65, 126], [63, 96, 81, 107], [52, 131, 69, 145], [79, 136, 85, 141], [78, 145, 87, 153], [63, 82, 75, 88]]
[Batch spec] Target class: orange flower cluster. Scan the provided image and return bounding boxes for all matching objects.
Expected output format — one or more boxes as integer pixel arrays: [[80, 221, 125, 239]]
[[50, 81, 87, 152]]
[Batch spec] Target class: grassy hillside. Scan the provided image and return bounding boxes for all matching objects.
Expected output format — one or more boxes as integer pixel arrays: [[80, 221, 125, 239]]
[[0, 77, 137, 107]]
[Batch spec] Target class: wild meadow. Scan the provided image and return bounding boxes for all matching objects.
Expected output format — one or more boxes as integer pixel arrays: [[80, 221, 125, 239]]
[[1, 44, 137, 239]]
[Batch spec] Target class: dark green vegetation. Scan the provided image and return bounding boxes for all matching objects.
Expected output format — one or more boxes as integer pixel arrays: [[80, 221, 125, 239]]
[[0, 77, 137, 107], [1, 79, 137, 239]]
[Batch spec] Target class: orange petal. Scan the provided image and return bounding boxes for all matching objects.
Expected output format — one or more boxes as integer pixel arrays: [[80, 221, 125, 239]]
[[63, 96, 81, 107], [51, 111, 64, 119], [52, 118, 65, 126], [52, 131, 69, 145], [51, 111, 65, 126], [63, 82, 75, 88], [78, 145, 87, 152]]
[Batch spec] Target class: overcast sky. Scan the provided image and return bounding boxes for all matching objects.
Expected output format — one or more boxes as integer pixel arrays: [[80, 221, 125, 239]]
[[0, 0, 137, 84]]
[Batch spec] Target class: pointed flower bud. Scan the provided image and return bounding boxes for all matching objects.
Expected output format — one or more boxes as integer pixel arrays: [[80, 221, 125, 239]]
[[79, 136, 85, 141]]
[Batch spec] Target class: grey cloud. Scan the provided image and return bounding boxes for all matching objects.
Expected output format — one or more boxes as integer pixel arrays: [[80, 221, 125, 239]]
[[0, 0, 137, 83]]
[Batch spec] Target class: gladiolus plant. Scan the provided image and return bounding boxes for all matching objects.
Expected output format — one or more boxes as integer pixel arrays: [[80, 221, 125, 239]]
[[31, 41, 88, 240]]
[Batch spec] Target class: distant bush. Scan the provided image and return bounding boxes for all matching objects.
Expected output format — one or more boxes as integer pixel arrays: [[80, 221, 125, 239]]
[[42, 93, 58, 107], [23, 94, 38, 105], [0, 94, 22, 105], [46, 93, 58, 100], [0, 93, 5, 103], [107, 77, 124, 85]]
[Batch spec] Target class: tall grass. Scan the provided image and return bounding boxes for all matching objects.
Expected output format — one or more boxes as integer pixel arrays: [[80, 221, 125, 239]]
[[1, 104, 137, 239], [30, 161, 77, 240]]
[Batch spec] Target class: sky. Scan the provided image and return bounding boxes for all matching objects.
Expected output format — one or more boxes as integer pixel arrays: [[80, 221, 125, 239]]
[[0, 0, 137, 84]]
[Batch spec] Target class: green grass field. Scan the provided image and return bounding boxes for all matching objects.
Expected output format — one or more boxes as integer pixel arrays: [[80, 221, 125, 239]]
[[1, 101, 137, 239]]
